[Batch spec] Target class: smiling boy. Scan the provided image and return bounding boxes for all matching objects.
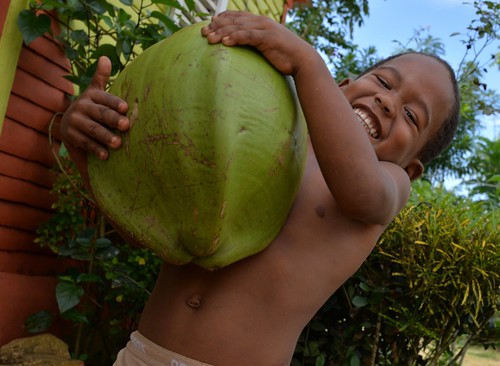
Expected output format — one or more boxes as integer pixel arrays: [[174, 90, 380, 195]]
[[59, 11, 459, 366]]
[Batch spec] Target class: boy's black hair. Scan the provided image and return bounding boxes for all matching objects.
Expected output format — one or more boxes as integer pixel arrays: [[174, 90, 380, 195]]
[[358, 51, 460, 165]]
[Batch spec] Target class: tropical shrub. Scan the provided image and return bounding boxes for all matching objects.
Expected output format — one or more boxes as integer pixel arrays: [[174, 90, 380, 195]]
[[25, 156, 162, 364], [293, 181, 499, 366]]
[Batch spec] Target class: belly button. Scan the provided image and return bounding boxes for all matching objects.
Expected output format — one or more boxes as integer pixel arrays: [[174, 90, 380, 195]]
[[186, 294, 202, 309]]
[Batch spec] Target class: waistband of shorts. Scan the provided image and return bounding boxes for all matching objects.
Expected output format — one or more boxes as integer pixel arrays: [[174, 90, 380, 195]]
[[128, 331, 213, 366]]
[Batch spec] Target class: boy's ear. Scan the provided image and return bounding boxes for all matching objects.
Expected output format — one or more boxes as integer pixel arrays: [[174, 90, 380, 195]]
[[405, 159, 424, 181], [338, 78, 354, 88]]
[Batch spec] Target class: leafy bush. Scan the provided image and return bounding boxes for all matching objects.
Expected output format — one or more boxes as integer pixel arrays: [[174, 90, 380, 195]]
[[17, 0, 199, 91], [293, 181, 499, 366], [26, 156, 162, 364]]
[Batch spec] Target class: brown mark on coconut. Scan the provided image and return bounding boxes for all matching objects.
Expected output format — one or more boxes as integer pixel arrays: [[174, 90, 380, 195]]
[[143, 83, 152, 99], [143, 133, 216, 169], [126, 99, 139, 156], [220, 201, 227, 218], [209, 48, 228, 61], [268, 140, 290, 176]]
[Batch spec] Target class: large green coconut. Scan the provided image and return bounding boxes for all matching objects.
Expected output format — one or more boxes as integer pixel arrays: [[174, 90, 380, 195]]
[[87, 21, 308, 269]]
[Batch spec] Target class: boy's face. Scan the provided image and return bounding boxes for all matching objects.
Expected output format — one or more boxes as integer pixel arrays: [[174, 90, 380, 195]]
[[339, 53, 454, 180]]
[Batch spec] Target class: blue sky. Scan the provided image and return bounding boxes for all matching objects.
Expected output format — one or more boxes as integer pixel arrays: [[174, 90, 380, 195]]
[[350, 0, 499, 139]]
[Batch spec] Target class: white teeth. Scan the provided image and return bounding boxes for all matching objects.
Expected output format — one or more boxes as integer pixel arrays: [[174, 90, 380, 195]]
[[354, 108, 379, 138]]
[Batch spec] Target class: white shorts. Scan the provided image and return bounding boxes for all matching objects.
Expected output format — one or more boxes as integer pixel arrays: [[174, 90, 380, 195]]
[[114, 331, 213, 366]]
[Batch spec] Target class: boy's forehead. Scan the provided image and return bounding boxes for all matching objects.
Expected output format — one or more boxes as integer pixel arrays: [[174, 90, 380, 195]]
[[375, 53, 444, 74]]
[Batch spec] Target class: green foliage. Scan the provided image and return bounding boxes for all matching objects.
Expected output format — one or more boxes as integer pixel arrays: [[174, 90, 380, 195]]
[[17, 0, 202, 91], [17, 9, 52, 44], [461, 136, 500, 207], [25, 157, 162, 364], [35, 155, 88, 251], [293, 182, 499, 365], [286, 0, 369, 61]]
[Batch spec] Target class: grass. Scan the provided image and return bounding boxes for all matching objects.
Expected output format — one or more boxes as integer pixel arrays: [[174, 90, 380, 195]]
[[463, 345, 500, 366]]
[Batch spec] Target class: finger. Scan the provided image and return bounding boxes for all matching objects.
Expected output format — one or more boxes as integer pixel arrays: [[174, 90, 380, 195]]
[[203, 14, 271, 46], [202, 12, 261, 37], [90, 56, 112, 91], [66, 126, 110, 160], [87, 90, 130, 130], [70, 110, 123, 150]]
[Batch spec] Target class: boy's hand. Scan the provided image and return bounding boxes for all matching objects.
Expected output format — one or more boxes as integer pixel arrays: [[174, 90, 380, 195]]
[[201, 11, 316, 77], [60, 56, 130, 160]]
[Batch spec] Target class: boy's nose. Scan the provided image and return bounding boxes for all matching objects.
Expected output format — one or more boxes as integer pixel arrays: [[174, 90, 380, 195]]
[[375, 94, 395, 118]]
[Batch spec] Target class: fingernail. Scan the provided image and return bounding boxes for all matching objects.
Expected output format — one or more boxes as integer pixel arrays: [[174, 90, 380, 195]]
[[118, 118, 129, 130]]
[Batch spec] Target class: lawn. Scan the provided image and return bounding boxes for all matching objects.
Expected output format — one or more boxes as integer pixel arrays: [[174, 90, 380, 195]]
[[463, 345, 500, 366]]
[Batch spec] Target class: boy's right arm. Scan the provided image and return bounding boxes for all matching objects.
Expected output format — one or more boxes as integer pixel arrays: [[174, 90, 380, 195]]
[[203, 12, 411, 225], [60, 56, 130, 186]]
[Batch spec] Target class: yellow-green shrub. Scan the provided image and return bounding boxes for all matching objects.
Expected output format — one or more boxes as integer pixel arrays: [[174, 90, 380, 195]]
[[294, 181, 499, 366]]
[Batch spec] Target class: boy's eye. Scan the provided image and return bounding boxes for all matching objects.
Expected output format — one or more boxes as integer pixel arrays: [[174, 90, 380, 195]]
[[376, 76, 390, 89], [405, 108, 418, 126]]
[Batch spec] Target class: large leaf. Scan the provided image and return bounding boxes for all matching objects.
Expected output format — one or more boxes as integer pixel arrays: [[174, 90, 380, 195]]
[[17, 10, 52, 45], [24, 310, 53, 333], [56, 281, 84, 314]]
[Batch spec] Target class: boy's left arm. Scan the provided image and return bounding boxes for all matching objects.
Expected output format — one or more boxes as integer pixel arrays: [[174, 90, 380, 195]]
[[202, 12, 411, 225]]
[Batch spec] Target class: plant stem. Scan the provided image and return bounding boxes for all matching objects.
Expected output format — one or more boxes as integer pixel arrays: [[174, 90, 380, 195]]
[[368, 306, 383, 366]]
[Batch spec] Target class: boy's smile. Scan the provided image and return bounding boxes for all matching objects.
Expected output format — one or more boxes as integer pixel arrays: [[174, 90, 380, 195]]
[[340, 53, 455, 178]]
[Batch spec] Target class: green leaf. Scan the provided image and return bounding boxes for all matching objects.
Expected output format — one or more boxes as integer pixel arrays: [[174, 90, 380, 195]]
[[153, 0, 186, 11], [349, 353, 360, 366], [359, 282, 371, 292], [315, 353, 326, 366], [92, 44, 119, 66], [17, 10, 52, 45], [70, 29, 89, 44], [116, 8, 131, 23], [150, 11, 180, 33], [116, 38, 133, 59], [351, 296, 368, 307], [184, 0, 195, 11], [78, 227, 96, 240], [95, 237, 112, 248], [76, 237, 91, 246], [57, 246, 76, 257], [61, 308, 89, 324], [77, 273, 103, 284], [120, 0, 134, 5], [96, 245, 120, 259], [24, 310, 53, 333], [56, 281, 84, 313], [85, 0, 107, 15], [58, 143, 69, 158], [70, 250, 92, 261]]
